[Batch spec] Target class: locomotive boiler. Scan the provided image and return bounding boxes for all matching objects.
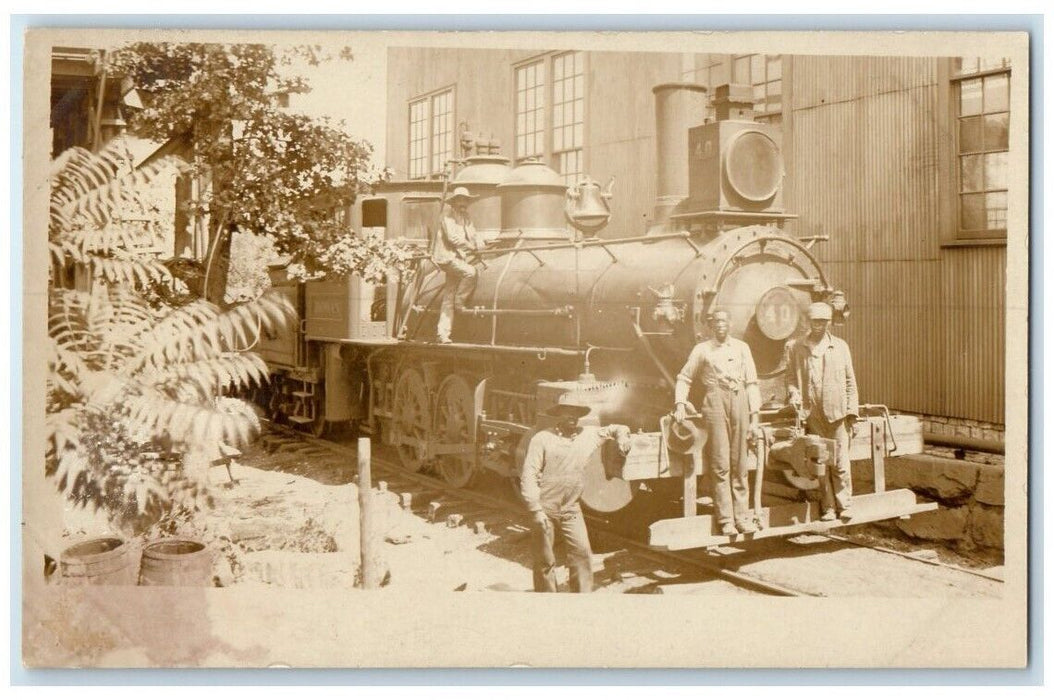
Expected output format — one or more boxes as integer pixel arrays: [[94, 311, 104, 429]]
[[258, 83, 934, 550]]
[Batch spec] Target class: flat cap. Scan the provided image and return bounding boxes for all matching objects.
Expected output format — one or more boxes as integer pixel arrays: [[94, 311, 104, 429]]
[[808, 302, 833, 320]]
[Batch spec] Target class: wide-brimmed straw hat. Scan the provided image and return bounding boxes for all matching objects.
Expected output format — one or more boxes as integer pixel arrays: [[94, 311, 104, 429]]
[[544, 402, 591, 419], [444, 186, 479, 203]]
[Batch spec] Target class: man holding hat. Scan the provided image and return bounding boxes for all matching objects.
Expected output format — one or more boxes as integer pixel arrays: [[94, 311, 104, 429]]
[[673, 308, 762, 536], [433, 186, 480, 343], [519, 402, 631, 593], [785, 301, 860, 521]]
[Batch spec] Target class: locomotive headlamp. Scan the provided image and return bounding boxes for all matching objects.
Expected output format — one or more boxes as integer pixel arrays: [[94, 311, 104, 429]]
[[725, 129, 782, 203]]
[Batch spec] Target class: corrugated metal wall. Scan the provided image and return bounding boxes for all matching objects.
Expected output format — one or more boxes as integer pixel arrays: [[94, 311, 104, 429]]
[[790, 55, 1006, 424]]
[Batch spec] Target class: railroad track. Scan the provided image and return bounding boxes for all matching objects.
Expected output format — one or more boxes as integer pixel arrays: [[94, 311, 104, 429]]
[[245, 425, 1001, 598]]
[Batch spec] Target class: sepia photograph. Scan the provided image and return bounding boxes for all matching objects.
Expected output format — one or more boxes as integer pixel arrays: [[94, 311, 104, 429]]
[[19, 26, 1031, 669]]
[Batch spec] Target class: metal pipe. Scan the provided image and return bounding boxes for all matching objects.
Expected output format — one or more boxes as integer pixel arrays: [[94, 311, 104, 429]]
[[630, 309, 676, 389], [923, 432, 1005, 455], [464, 306, 573, 318], [489, 238, 521, 345], [468, 230, 698, 259], [402, 339, 634, 357]]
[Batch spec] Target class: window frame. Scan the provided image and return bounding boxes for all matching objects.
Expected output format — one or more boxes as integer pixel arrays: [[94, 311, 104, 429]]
[[407, 84, 457, 180], [951, 59, 1010, 242], [690, 54, 783, 122], [939, 57, 1011, 247], [512, 51, 588, 185]]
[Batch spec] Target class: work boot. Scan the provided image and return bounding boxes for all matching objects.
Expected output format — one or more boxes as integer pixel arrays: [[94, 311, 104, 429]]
[[820, 509, 837, 522], [735, 519, 757, 534], [719, 522, 738, 536], [839, 506, 854, 520]]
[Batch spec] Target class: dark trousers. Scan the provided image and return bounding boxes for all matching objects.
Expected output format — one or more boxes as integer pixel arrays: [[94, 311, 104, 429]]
[[701, 387, 751, 527], [806, 413, 853, 513], [530, 505, 593, 593]]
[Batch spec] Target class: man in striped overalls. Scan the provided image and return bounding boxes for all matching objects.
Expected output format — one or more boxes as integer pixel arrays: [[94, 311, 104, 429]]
[[673, 309, 762, 536]]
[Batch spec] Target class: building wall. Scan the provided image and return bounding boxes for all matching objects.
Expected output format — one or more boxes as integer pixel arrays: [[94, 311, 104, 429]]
[[383, 48, 1008, 426], [787, 55, 1006, 424], [385, 47, 686, 238]]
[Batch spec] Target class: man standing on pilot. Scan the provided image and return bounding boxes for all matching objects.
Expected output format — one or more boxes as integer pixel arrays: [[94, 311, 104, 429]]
[[785, 301, 859, 522], [673, 308, 762, 536], [520, 402, 631, 593], [432, 186, 479, 344]]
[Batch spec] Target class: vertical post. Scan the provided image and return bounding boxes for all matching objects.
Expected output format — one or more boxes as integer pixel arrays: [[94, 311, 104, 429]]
[[358, 437, 379, 589], [871, 420, 886, 494], [683, 452, 700, 518]]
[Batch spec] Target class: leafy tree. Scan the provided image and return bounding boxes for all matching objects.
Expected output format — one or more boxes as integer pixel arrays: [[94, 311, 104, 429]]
[[108, 42, 413, 303], [46, 143, 294, 534]]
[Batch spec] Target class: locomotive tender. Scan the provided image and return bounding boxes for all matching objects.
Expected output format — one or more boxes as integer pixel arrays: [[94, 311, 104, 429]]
[[258, 83, 935, 549]]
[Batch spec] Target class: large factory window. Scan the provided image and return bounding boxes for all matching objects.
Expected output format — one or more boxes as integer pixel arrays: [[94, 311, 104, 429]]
[[515, 59, 546, 161], [953, 57, 1010, 240], [732, 54, 782, 122], [551, 51, 584, 186], [514, 51, 586, 185], [408, 86, 456, 180], [686, 54, 782, 123]]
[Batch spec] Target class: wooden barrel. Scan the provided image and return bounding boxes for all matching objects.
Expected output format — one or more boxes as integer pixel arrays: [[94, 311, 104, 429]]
[[139, 538, 214, 586], [59, 537, 140, 585]]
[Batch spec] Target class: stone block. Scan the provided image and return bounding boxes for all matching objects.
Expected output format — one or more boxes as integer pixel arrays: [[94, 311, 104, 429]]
[[973, 463, 1005, 506], [887, 454, 980, 503], [896, 505, 969, 541], [966, 503, 1004, 550]]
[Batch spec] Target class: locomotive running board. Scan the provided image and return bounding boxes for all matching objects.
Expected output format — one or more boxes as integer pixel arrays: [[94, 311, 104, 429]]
[[648, 489, 937, 551]]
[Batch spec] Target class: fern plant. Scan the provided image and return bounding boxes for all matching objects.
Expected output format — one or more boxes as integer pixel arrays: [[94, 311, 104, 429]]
[[46, 142, 294, 534]]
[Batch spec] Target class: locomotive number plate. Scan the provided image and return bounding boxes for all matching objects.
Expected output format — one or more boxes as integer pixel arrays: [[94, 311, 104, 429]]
[[755, 286, 800, 341]]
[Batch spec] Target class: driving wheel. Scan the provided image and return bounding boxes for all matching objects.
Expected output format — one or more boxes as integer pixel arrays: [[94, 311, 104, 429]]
[[393, 368, 431, 472], [433, 375, 478, 488]]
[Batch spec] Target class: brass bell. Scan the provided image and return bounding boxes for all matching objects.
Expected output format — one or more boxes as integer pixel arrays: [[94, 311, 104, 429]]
[[565, 176, 614, 236]]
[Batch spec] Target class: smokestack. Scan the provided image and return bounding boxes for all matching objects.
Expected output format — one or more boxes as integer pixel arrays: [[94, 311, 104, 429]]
[[651, 82, 707, 228]]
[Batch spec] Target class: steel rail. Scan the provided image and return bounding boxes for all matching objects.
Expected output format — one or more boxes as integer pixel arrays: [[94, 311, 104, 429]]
[[818, 533, 1005, 583]]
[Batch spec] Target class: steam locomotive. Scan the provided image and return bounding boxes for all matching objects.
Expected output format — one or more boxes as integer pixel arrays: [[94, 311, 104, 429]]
[[257, 83, 935, 550]]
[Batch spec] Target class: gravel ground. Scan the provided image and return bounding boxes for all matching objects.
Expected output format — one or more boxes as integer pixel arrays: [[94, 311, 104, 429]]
[[196, 439, 1003, 598]]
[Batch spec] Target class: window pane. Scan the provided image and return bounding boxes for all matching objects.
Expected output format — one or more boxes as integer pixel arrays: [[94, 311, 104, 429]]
[[751, 53, 763, 78], [984, 151, 1008, 190], [430, 89, 454, 176], [711, 60, 730, 87], [984, 112, 1010, 150], [984, 73, 1009, 112], [753, 83, 764, 101], [958, 116, 983, 153], [554, 127, 563, 152], [960, 193, 986, 230], [733, 55, 752, 83], [986, 191, 1007, 229], [959, 78, 983, 116], [960, 154, 984, 192], [767, 55, 781, 81]]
